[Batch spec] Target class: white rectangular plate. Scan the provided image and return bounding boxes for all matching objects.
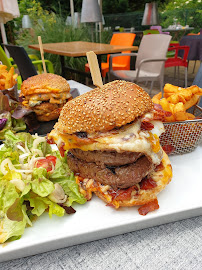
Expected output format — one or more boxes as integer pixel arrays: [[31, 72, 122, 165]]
[[0, 144, 202, 262]]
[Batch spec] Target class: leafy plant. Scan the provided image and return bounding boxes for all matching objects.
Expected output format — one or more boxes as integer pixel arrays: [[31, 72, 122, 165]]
[[160, 0, 202, 34]]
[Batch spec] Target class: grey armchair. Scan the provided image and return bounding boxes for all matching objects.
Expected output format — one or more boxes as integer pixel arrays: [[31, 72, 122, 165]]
[[109, 34, 172, 95]]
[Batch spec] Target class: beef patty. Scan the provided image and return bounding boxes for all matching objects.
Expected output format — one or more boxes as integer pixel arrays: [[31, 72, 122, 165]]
[[70, 149, 142, 167], [67, 150, 154, 189], [34, 102, 64, 116]]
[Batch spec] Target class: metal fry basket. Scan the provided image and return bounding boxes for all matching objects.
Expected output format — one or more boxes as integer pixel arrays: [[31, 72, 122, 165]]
[[160, 105, 202, 155]]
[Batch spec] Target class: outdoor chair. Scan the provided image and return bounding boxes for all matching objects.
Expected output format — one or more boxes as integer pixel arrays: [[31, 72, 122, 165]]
[[85, 33, 136, 82], [108, 34, 172, 95], [143, 30, 175, 58], [2, 44, 54, 81], [165, 45, 190, 87]]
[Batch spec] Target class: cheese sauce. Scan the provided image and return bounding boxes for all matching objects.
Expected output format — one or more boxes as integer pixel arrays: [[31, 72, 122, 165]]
[[49, 117, 165, 165]]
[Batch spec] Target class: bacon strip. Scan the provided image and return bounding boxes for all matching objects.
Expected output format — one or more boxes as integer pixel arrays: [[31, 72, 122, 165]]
[[140, 177, 157, 190], [162, 144, 175, 155], [141, 121, 154, 131], [138, 198, 159, 215], [153, 103, 172, 121]]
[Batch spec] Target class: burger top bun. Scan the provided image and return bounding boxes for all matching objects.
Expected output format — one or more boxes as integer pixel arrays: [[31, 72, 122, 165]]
[[21, 73, 70, 96], [55, 80, 153, 134]]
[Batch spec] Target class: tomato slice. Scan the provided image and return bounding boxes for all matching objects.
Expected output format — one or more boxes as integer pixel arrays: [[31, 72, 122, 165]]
[[46, 155, 57, 166], [34, 155, 57, 172], [35, 159, 53, 172]]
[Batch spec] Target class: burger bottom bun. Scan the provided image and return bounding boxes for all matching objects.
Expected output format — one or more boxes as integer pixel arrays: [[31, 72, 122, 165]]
[[76, 151, 172, 208]]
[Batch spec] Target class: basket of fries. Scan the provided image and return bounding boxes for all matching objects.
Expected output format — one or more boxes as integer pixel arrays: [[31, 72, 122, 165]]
[[0, 65, 18, 100], [152, 84, 202, 155]]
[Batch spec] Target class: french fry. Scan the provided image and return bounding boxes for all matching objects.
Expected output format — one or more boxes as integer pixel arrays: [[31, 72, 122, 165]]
[[0, 65, 17, 90], [186, 112, 195, 120], [178, 94, 187, 104], [187, 85, 202, 95], [167, 94, 180, 104], [152, 92, 162, 105], [184, 95, 200, 110], [152, 98, 160, 104], [160, 98, 171, 112], [165, 114, 175, 122], [179, 89, 193, 100], [174, 111, 188, 121], [169, 103, 175, 114], [153, 92, 162, 100], [164, 83, 181, 94], [5, 68, 13, 89], [13, 74, 18, 80], [173, 102, 185, 113], [0, 65, 8, 71]]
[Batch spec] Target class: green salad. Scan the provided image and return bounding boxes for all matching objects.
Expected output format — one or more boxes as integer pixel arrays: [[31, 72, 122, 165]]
[[0, 91, 26, 140], [0, 130, 86, 243]]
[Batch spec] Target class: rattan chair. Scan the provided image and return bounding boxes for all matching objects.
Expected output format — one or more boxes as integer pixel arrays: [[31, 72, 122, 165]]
[[108, 34, 172, 95]]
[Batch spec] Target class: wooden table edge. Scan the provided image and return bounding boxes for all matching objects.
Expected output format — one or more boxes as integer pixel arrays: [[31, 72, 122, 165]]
[[28, 44, 138, 57]]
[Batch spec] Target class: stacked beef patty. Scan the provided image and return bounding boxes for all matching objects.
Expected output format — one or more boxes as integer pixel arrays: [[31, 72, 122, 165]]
[[67, 149, 154, 189]]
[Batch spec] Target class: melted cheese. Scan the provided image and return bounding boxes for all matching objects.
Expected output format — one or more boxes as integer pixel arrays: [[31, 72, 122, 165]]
[[49, 119, 165, 165], [26, 92, 72, 107]]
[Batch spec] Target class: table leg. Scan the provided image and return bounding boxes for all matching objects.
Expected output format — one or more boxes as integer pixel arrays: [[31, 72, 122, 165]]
[[60, 56, 66, 77]]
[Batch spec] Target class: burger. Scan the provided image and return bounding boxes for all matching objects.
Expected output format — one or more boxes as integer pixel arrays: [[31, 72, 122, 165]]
[[48, 80, 172, 214], [20, 73, 71, 121]]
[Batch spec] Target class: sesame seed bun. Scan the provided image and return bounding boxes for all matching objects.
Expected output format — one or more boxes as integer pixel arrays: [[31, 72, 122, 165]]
[[55, 80, 153, 134], [21, 73, 70, 96]]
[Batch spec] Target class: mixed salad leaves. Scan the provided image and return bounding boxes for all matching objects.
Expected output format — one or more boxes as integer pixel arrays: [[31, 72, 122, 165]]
[[0, 91, 26, 139], [0, 130, 86, 243]]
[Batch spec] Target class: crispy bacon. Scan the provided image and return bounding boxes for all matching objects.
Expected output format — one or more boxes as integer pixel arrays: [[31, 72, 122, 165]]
[[59, 142, 66, 157], [154, 162, 164, 172], [162, 144, 175, 155], [141, 121, 154, 131], [138, 198, 159, 215], [46, 137, 55, 144], [108, 186, 137, 201], [140, 177, 157, 190], [153, 103, 172, 121]]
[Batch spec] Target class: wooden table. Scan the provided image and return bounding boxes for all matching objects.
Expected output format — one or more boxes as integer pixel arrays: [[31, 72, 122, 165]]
[[29, 41, 138, 78]]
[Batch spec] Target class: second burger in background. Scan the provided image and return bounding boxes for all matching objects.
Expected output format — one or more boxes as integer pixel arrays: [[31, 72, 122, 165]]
[[20, 73, 71, 121]]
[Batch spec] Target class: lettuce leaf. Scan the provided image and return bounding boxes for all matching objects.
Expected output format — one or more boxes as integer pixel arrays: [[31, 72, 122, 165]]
[[50, 154, 86, 206], [3, 130, 23, 148], [4, 130, 33, 149], [12, 118, 26, 132], [26, 193, 65, 217], [0, 147, 19, 167], [0, 180, 31, 243], [31, 167, 55, 197], [0, 113, 12, 140]]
